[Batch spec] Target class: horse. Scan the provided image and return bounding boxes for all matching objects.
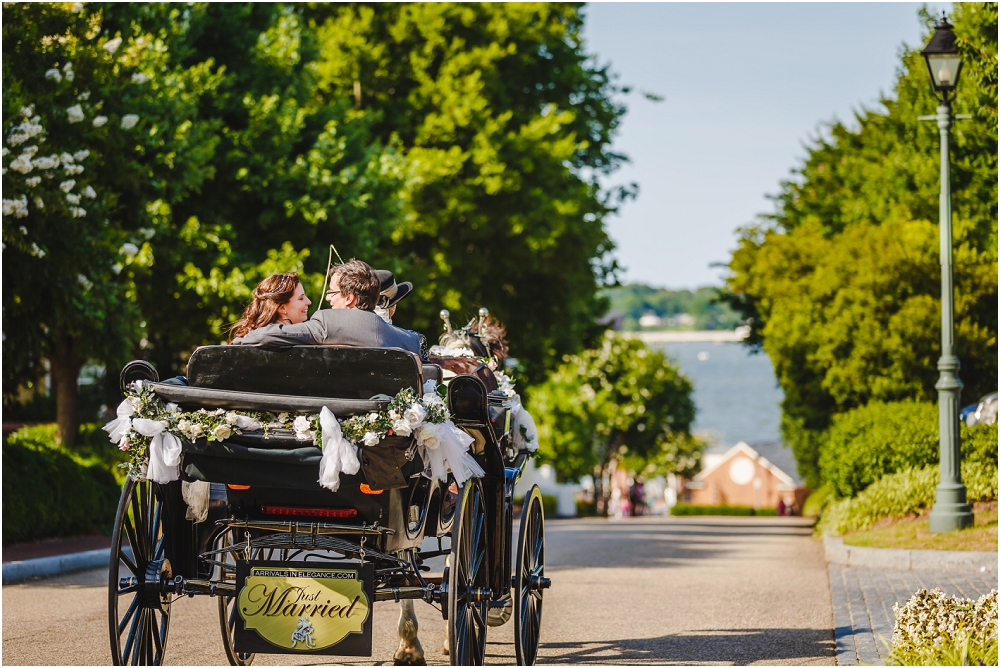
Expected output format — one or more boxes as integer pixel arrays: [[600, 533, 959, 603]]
[[393, 310, 510, 665]]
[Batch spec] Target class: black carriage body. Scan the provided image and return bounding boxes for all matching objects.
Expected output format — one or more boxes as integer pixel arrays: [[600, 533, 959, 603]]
[[150, 346, 506, 584], [110, 344, 540, 666]]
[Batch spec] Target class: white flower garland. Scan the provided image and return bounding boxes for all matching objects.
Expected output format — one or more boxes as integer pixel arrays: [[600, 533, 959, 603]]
[[103, 379, 484, 492]]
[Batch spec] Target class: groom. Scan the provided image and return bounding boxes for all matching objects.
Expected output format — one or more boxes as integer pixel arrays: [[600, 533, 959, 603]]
[[233, 259, 426, 359]]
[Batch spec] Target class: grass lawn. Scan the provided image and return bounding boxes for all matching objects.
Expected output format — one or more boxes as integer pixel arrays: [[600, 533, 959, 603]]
[[842, 500, 998, 551]]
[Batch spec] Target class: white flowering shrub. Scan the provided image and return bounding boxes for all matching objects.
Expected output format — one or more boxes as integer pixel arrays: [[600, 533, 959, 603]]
[[891, 588, 998, 665]]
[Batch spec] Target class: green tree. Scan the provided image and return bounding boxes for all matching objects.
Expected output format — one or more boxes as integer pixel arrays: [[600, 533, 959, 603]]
[[305, 2, 629, 384], [604, 283, 741, 331], [110, 3, 406, 376], [2, 2, 220, 444], [529, 334, 700, 511], [722, 4, 998, 485]]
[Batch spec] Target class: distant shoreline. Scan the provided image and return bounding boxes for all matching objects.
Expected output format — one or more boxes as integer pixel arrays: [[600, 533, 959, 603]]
[[620, 329, 750, 343]]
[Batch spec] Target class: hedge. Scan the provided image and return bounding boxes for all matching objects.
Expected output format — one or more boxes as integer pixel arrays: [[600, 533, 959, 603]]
[[670, 504, 778, 517], [818, 400, 998, 498], [514, 494, 559, 517], [816, 460, 998, 536], [3, 424, 126, 545]]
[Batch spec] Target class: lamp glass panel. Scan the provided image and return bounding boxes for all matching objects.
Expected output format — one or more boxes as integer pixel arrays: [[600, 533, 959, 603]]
[[926, 54, 961, 88]]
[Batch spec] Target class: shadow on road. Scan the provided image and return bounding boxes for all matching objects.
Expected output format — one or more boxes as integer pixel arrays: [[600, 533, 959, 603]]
[[544, 518, 818, 570], [538, 627, 836, 664]]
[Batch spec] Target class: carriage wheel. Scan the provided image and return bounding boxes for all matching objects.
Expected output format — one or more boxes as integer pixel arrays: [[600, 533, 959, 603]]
[[108, 477, 171, 666], [212, 529, 255, 666], [448, 478, 490, 666], [514, 485, 546, 666]]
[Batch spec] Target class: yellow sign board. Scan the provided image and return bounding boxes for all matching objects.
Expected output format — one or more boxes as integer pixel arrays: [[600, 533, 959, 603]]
[[235, 563, 373, 655]]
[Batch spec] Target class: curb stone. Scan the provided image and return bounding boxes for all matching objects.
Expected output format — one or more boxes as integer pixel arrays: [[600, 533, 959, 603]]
[[2, 547, 132, 585], [824, 536, 997, 572]]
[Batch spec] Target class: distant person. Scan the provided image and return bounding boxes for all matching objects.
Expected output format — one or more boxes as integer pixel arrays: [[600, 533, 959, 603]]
[[373, 269, 413, 324]]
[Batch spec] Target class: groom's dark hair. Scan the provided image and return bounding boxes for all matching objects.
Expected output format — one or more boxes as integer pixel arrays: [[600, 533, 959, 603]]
[[331, 259, 380, 311]]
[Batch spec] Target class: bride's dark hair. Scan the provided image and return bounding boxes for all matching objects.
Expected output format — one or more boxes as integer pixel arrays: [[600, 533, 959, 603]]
[[228, 273, 302, 341]]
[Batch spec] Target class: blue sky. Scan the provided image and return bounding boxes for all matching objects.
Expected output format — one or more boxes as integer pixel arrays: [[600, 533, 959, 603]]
[[581, 2, 948, 289]]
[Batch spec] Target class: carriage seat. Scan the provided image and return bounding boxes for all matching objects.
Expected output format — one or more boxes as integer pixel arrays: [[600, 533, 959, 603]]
[[150, 345, 430, 416]]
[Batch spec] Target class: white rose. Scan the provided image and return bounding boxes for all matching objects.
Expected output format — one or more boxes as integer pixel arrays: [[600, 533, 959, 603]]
[[295, 429, 315, 442], [277, 412, 289, 423], [165, 402, 180, 414], [363, 432, 380, 447], [118, 436, 130, 452], [293, 415, 312, 434], [392, 419, 412, 438], [212, 424, 232, 441], [388, 409, 400, 420], [403, 403, 426, 430], [367, 412, 379, 424], [189, 423, 205, 438], [415, 423, 442, 450], [225, 411, 239, 425]]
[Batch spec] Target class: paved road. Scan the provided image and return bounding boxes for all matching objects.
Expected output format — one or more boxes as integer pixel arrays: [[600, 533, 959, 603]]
[[3, 516, 835, 665]]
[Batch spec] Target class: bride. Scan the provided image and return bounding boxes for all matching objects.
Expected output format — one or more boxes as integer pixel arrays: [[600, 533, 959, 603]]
[[228, 272, 311, 341]]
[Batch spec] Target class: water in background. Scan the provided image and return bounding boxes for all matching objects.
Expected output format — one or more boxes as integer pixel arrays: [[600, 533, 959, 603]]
[[653, 341, 783, 450]]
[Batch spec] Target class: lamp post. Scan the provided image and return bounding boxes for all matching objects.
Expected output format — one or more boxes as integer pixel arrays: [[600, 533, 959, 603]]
[[920, 16, 974, 533]]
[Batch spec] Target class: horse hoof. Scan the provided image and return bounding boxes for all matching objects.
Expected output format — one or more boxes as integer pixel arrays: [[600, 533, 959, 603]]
[[393, 658, 427, 666]]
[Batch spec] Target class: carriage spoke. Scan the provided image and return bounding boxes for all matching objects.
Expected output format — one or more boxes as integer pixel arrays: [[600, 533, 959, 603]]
[[123, 606, 142, 665], [151, 610, 164, 662], [149, 497, 162, 550], [153, 533, 165, 561], [119, 549, 140, 577], [118, 594, 140, 634], [124, 504, 143, 564]]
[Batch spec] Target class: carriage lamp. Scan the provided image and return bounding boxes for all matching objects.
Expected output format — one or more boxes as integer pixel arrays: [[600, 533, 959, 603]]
[[919, 15, 974, 533], [921, 16, 962, 99]]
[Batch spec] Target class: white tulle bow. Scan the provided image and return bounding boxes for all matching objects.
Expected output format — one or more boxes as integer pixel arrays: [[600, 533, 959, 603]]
[[318, 406, 360, 492], [132, 418, 183, 483], [512, 407, 539, 452], [417, 422, 484, 485], [103, 398, 134, 445]]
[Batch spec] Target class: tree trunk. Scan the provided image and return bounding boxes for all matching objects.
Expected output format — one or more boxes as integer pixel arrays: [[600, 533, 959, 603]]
[[50, 336, 83, 447]]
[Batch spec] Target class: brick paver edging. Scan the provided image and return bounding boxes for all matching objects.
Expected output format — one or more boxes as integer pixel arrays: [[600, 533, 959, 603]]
[[824, 536, 998, 572]]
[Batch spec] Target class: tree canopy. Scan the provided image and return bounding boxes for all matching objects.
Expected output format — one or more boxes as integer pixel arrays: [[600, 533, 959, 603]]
[[307, 2, 629, 384], [3, 2, 631, 439], [529, 334, 700, 492], [722, 4, 998, 486]]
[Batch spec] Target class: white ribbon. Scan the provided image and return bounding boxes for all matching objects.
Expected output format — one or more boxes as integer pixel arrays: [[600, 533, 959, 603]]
[[512, 407, 539, 452], [318, 407, 360, 492], [102, 398, 134, 445], [132, 418, 183, 483], [181, 480, 211, 523], [418, 421, 484, 485]]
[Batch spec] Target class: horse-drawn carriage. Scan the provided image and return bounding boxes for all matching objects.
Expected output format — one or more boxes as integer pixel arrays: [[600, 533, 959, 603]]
[[106, 316, 547, 666]]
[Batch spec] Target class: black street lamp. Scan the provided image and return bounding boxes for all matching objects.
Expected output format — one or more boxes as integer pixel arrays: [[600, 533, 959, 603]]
[[919, 15, 974, 534], [921, 17, 962, 101]]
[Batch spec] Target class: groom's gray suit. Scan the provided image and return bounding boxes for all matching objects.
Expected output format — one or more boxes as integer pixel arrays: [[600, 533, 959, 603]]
[[233, 308, 424, 357]]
